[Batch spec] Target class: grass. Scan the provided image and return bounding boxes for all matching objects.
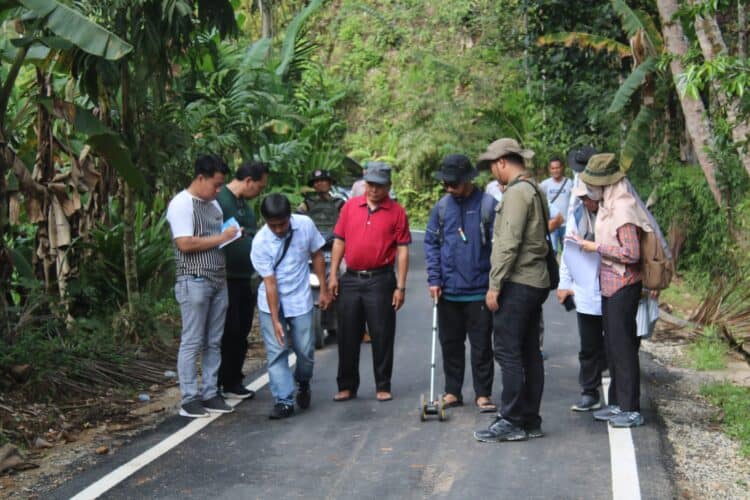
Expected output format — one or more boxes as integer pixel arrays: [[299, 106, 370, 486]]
[[701, 382, 750, 456], [659, 277, 703, 318], [686, 325, 729, 370]]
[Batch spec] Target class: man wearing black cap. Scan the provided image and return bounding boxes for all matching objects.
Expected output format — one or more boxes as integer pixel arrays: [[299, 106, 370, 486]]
[[557, 146, 608, 412], [297, 169, 345, 240], [473, 138, 551, 443], [424, 154, 497, 413]]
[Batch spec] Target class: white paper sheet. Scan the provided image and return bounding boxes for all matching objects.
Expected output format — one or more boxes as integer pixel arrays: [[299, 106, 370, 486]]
[[562, 239, 600, 290]]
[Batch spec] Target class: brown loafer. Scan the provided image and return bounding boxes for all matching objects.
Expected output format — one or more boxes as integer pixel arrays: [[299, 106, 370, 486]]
[[333, 390, 356, 402]]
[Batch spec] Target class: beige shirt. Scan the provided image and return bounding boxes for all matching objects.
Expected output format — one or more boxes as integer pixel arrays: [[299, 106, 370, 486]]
[[489, 176, 550, 293]]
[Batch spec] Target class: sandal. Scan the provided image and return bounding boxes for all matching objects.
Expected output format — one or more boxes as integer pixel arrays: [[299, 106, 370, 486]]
[[441, 394, 464, 408], [333, 390, 357, 402], [376, 391, 393, 402], [476, 397, 497, 413]]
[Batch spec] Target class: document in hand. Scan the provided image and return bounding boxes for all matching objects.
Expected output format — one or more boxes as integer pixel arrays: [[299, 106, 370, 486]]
[[219, 217, 242, 248], [562, 239, 600, 292]]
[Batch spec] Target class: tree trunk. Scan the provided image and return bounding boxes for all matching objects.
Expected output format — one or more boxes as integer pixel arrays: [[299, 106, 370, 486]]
[[122, 182, 139, 313], [258, 0, 273, 38], [0, 46, 29, 340], [739, 0, 747, 59], [693, 10, 750, 178], [0, 139, 10, 340], [120, 66, 139, 313], [657, 0, 724, 206]]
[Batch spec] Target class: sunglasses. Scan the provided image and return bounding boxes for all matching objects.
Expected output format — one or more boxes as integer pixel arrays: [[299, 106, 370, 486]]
[[443, 181, 460, 189]]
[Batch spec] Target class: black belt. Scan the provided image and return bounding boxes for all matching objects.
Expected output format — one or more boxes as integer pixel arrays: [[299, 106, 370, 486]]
[[345, 266, 393, 279]]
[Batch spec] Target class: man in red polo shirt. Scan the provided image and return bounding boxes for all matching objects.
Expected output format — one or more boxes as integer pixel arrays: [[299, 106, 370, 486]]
[[328, 162, 411, 402]]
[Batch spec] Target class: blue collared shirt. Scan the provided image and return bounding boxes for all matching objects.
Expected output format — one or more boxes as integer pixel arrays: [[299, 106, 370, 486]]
[[251, 214, 325, 317]]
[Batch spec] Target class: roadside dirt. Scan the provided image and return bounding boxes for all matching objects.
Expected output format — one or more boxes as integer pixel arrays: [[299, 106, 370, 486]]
[[0, 334, 266, 500], [642, 309, 750, 499]]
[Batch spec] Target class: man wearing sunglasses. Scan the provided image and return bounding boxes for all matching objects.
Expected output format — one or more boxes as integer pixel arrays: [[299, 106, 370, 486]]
[[424, 154, 498, 413]]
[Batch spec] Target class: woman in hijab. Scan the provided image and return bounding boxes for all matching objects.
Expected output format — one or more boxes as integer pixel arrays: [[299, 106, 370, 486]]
[[572, 153, 653, 428], [559, 178, 607, 413]]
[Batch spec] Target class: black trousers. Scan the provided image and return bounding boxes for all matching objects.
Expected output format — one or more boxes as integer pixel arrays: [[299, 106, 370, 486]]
[[576, 313, 607, 398], [336, 271, 396, 393], [438, 299, 494, 399], [493, 282, 549, 428], [218, 278, 255, 389], [601, 282, 642, 412]]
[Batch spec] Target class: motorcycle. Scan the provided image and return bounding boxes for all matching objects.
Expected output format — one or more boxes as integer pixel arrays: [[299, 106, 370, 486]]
[[309, 236, 338, 349]]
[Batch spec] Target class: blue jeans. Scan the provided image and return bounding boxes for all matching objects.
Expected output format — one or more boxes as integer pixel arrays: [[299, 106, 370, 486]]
[[550, 225, 566, 254], [259, 310, 314, 405], [175, 276, 228, 405]]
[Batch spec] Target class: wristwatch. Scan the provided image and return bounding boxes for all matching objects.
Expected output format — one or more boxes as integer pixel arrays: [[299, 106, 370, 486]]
[[397, 287, 406, 292]]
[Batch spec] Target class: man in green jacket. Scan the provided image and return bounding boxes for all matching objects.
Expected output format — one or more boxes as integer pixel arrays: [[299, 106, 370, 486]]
[[216, 161, 269, 399], [474, 138, 551, 443]]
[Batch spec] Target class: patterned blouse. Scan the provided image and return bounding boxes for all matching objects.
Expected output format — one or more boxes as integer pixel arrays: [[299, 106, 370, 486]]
[[597, 223, 641, 297]]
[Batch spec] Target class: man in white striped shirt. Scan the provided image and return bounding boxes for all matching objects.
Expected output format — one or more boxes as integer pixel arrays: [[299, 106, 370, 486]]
[[166, 155, 238, 419]]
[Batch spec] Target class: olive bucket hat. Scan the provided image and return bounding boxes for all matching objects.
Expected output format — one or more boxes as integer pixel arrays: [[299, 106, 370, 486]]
[[477, 138, 534, 170], [577, 153, 625, 187]]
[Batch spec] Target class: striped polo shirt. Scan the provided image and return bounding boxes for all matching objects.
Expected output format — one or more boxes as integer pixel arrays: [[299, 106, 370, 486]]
[[166, 189, 226, 285]]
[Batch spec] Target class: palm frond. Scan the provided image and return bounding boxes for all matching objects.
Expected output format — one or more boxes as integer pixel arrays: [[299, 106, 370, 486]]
[[607, 56, 657, 114], [537, 32, 631, 58], [276, 0, 324, 78]]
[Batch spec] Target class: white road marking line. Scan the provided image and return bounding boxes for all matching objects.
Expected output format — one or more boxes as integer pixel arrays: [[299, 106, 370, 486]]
[[71, 354, 298, 500], [602, 376, 642, 500]]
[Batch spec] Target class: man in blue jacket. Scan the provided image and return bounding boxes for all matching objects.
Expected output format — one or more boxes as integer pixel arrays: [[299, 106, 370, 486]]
[[424, 154, 497, 412]]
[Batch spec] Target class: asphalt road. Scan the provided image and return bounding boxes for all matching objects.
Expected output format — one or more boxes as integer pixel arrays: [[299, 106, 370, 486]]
[[52, 233, 673, 499]]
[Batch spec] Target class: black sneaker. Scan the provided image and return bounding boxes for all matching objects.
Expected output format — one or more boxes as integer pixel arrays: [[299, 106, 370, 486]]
[[269, 403, 295, 420], [222, 383, 255, 400], [296, 382, 311, 410], [202, 395, 234, 414], [609, 411, 644, 428], [525, 425, 544, 439], [473, 418, 528, 443], [571, 394, 602, 412], [593, 405, 621, 421], [179, 400, 209, 418]]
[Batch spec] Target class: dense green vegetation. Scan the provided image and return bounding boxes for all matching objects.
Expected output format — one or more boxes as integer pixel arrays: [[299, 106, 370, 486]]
[[0, 1, 748, 425]]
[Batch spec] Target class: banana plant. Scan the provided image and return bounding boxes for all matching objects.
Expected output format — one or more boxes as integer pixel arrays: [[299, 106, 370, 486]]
[[538, 0, 667, 171], [0, 0, 134, 338]]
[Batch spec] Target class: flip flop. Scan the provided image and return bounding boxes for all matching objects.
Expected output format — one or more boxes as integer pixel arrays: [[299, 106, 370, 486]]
[[441, 394, 464, 408], [476, 398, 497, 413], [376, 391, 393, 402]]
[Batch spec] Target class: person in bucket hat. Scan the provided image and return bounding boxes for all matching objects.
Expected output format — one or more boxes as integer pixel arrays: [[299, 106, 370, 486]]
[[425, 154, 497, 413], [473, 139, 550, 444], [572, 153, 653, 429]]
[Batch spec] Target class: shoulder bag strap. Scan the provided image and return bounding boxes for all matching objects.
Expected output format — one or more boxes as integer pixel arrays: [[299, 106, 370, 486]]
[[273, 229, 294, 271]]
